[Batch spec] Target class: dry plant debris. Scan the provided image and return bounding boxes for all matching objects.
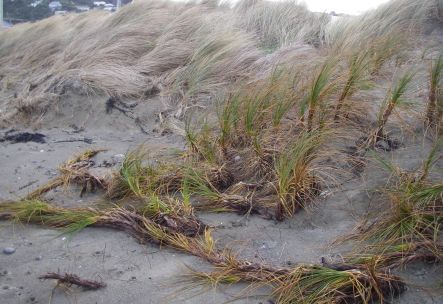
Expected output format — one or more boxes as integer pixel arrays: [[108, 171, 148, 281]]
[[27, 149, 108, 199]]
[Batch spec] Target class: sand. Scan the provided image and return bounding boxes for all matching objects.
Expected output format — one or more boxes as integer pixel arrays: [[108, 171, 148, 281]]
[[0, 90, 442, 304]]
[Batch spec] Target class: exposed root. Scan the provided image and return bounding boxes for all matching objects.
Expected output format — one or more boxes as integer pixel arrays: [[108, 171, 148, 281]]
[[0, 199, 406, 303], [0, 199, 206, 238], [176, 235, 406, 304]]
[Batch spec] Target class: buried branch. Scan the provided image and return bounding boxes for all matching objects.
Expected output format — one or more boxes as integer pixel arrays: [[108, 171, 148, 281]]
[[39, 272, 106, 290]]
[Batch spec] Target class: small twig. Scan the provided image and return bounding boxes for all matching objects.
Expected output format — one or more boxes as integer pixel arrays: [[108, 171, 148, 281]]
[[39, 272, 106, 290], [18, 180, 38, 190], [106, 98, 136, 118], [106, 97, 149, 134], [52, 138, 93, 144], [135, 117, 150, 134]]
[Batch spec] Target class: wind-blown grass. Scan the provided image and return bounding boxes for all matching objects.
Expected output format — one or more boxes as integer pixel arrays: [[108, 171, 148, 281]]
[[426, 54, 443, 130], [235, 0, 330, 49], [0, 0, 436, 125], [356, 71, 415, 150], [375, 71, 415, 139], [302, 59, 337, 131], [334, 51, 371, 121]]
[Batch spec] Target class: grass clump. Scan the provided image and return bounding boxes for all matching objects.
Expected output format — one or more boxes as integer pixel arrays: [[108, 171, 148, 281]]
[[374, 71, 414, 141], [348, 242, 442, 270], [179, 67, 341, 220], [235, 0, 330, 49], [183, 167, 262, 215], [302, 59, 337, 131], [274, 131, 325, 220], [355, 71, 414, 152], [189, 249, 405, 304], [107, 147, 183, 199], [353, 140, 443, 267]]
